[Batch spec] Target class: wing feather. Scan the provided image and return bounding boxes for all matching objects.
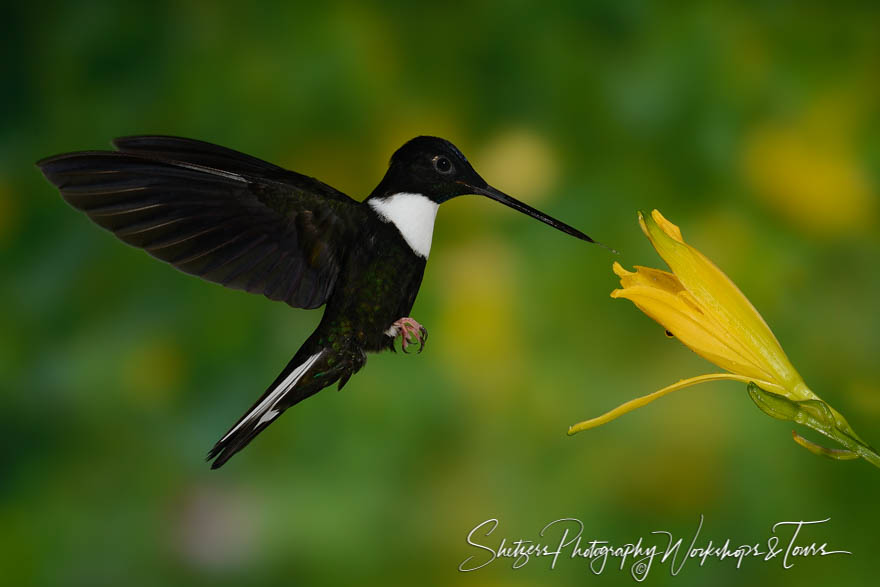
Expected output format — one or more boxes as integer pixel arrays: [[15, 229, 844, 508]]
[[38, 138, 365, 309]]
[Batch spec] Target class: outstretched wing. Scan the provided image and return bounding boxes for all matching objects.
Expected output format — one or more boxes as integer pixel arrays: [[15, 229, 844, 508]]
[[112, 135, 353, 204], [38, 137, 366, 309]]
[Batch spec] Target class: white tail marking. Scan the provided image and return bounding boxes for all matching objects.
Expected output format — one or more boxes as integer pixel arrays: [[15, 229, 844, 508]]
[[220, 351, 324, 442]]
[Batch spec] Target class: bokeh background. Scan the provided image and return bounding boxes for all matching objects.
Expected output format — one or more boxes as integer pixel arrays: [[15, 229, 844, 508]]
[[2, 1, 880, 585]]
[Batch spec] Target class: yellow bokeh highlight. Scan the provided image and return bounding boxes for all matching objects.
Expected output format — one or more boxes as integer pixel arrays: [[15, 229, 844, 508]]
[[477, 128, 559, 203], [742, 93, 875, 236], [434, 238, 524, 397]]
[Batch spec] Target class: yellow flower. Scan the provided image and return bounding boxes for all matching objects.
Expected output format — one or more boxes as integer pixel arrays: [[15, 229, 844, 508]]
[[569, 210, 879, 468]]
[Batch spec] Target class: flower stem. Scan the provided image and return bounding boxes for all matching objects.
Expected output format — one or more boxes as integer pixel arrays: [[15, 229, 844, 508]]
[[747, 382, 880, 469], [567, 374, 783, 435]]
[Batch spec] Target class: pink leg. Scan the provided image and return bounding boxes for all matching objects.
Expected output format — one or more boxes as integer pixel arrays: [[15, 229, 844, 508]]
[[386, 317, 428, 353]]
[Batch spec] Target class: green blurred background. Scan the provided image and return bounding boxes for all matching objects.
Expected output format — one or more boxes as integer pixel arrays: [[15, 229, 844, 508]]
[[2, 1, 880, 585]]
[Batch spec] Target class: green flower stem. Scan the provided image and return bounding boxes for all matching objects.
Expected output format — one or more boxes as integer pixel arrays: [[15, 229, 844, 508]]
[[747, 382, 880, 469]]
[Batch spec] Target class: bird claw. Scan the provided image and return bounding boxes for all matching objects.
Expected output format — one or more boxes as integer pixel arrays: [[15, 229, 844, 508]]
[[389, 317, 428, 353]]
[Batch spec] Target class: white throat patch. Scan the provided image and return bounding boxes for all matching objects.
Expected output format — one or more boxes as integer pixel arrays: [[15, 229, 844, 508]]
[[368, 192, 439, 258]]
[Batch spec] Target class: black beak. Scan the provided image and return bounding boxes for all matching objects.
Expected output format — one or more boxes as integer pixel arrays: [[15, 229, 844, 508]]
[[466, 182, 613, 250]]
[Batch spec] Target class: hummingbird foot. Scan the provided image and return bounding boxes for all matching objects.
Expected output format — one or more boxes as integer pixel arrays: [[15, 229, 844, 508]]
[[386, 317, 428, 353]]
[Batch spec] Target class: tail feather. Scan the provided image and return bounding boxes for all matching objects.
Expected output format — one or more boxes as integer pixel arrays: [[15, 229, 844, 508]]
[[208, 350, 328, 469]]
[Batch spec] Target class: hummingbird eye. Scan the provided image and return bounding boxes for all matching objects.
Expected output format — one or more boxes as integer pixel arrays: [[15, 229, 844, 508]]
[[433, 155, 453, 174]]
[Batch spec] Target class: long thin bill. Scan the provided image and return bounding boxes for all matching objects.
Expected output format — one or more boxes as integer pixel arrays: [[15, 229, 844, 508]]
[[470, 184, 615, 252]]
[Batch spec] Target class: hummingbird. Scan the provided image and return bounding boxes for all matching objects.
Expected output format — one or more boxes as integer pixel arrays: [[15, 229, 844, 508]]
[[38, 135, 602, 468]]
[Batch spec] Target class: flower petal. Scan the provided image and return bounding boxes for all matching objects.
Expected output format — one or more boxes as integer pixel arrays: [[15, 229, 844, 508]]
[[613, 261, 683, 294], [639, 210, 803, 388], [612, 280, 773, 381]]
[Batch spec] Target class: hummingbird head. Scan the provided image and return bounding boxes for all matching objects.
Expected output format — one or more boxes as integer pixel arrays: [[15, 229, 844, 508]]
[[369, 136, 598, 244]]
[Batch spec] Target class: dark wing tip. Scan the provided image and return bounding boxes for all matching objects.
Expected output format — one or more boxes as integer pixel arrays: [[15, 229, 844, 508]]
[[36, 150, 94, 170], [35, 154, 56, 169], [36, 150, 111, 186], [37, 144, 137, 167]]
